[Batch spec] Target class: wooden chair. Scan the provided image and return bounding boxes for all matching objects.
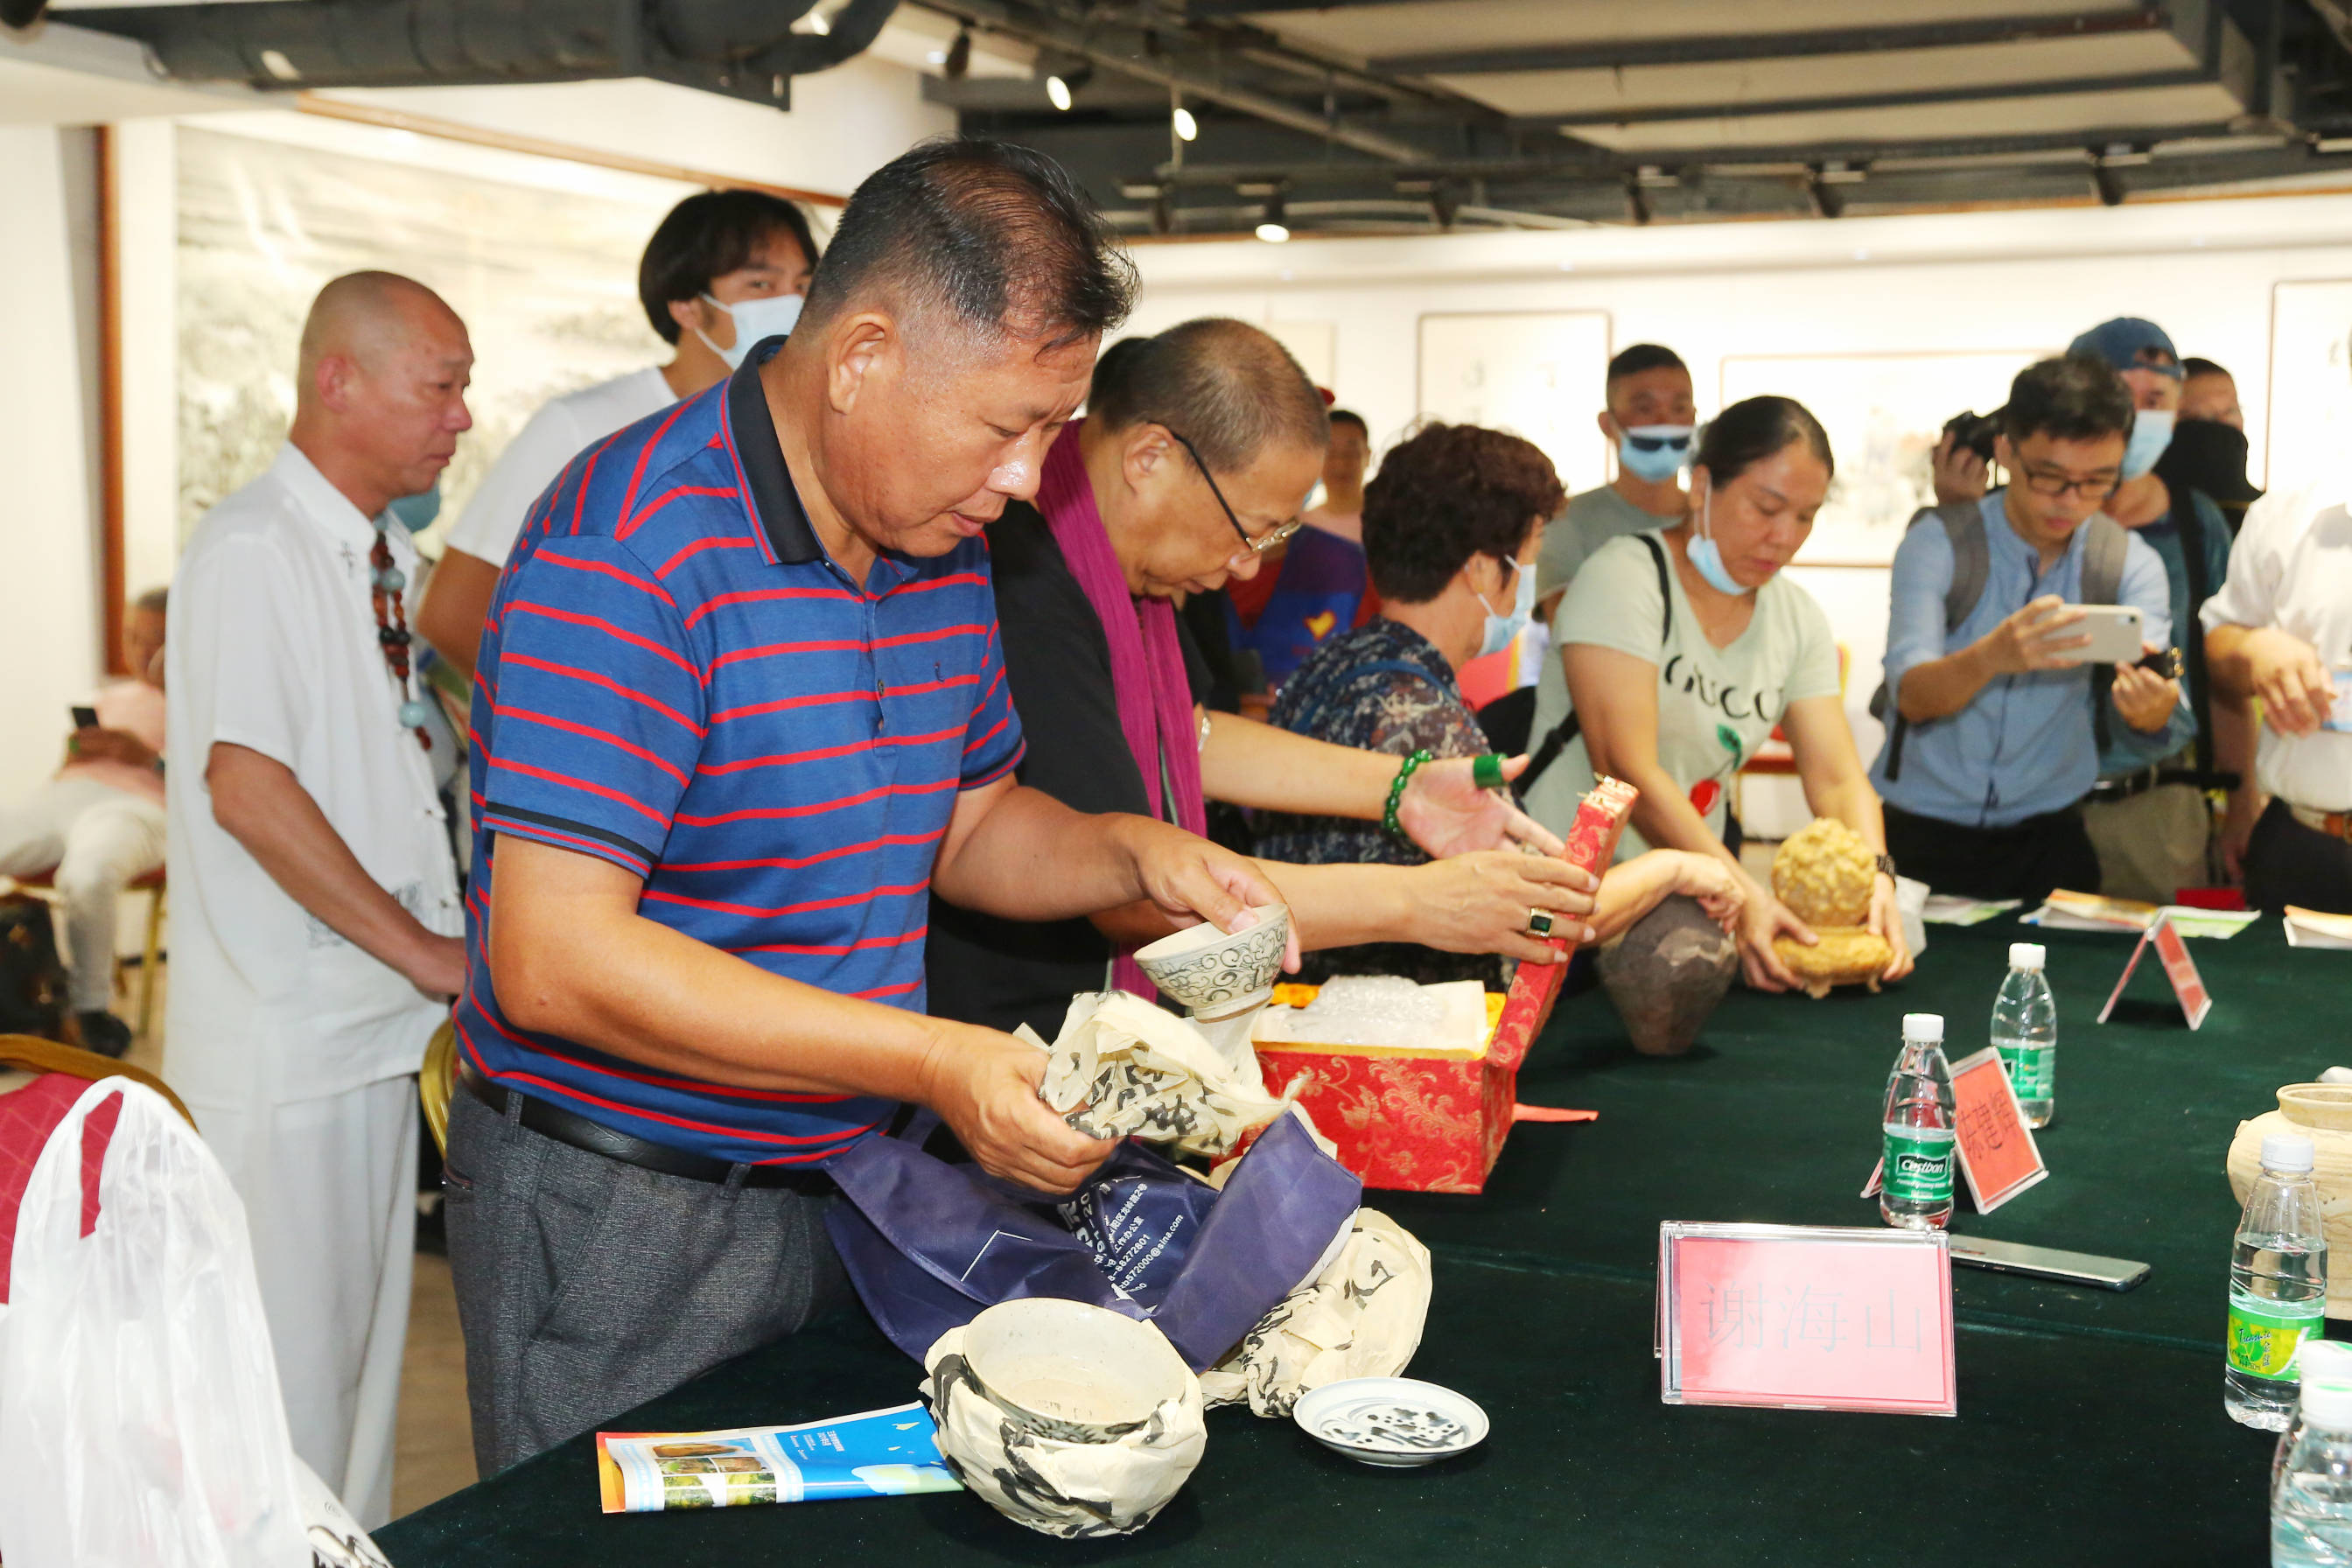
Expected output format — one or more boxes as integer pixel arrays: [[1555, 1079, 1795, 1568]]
[[0, 866, 168, 1040]]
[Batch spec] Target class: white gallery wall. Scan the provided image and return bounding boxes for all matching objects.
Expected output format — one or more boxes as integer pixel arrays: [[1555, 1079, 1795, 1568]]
[[0, 126, 103, 807], [1126, 189, 2352, 807], [0, 54, 952, 810]]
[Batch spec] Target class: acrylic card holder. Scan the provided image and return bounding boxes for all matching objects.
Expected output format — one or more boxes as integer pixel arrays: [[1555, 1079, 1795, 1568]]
[[1657, 1222, 1956, 1416], [1944, 1046, 2048, 1214]]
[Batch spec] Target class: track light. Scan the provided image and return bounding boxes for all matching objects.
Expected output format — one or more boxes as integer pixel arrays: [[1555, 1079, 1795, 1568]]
[[1172, 104, 1198, 142], [1044, 65, 1088, 111], [1255, 193, 1289, 243], [942, 26, 971, 81]]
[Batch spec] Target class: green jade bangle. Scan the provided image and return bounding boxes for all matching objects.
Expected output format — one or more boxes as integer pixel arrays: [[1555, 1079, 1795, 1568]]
[[1472, 752, 1507, 792], [1384, 749, 1434, 842]]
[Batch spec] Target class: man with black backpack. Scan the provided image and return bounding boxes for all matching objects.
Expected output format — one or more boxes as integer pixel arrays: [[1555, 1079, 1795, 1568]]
[[1867, 356, 2184, 902]]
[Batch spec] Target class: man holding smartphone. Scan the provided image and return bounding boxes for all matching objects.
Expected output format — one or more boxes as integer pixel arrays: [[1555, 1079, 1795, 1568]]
[[1867, 355, 2182, 902]]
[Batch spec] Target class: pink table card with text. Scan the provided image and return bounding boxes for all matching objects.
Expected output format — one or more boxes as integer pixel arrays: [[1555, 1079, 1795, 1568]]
[[1658, 1222, 1956, 1416]]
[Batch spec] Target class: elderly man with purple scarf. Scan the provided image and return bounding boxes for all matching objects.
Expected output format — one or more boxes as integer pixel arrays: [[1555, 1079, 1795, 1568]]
[[928, 318, 1703, 1040]]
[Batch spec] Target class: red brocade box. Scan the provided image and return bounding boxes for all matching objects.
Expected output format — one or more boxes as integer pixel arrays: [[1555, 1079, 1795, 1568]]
[[1252, 776, 1639, 1194]]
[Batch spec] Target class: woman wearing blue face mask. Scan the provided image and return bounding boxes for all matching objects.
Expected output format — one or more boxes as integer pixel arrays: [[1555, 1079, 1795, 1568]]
[[1256, 420, 1742, 988], [1522, 396, 1912, 995]]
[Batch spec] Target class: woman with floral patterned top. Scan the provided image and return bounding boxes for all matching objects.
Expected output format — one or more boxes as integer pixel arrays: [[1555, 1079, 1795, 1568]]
[[1258, 422, 1741, 986]]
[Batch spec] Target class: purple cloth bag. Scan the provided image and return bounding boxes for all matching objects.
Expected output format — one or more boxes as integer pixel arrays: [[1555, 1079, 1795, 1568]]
[[824, 1112, 1362, 1370]]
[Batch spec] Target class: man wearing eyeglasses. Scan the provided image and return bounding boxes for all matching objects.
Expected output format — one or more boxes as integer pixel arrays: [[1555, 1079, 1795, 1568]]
[[928, 317, 1584, 1041], [1867, 355, 2184, 903]]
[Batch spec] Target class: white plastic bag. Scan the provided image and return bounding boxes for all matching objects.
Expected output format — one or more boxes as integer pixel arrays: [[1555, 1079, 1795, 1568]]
[[0, 1077, 311, 1567]]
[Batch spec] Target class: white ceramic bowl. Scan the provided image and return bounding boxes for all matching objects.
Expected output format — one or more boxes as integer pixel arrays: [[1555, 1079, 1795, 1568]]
[[960, 1298, 1192, 1443], [1292, 1377, 1488, 1467], [1133, 903, 1291, 1018]]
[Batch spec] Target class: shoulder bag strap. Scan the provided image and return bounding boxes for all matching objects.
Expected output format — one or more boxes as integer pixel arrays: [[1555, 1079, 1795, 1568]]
[[1521, 534, 1675, 795]]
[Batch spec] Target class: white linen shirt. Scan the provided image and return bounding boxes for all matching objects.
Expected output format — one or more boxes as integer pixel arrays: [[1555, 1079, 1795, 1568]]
[[2199, 478, 2352, 812], [442, 367, 675, 569], [164, 443, 461, 1108]]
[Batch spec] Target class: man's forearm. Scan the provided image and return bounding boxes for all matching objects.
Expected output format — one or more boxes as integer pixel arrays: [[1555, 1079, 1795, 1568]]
[[1200, 710, 1395, 818], [414, 548, 499, 682], [2214, 692, 2259, 795], [492, 861, 956, 1098], [206, 741, 443, 980], [1894, 644, 1995, 723], [931, 785, 1153, 920], [2202, 624, 2255, 703]]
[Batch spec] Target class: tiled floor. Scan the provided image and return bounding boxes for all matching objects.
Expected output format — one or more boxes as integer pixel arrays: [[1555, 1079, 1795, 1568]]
[[396, 1253, 479, 1516]]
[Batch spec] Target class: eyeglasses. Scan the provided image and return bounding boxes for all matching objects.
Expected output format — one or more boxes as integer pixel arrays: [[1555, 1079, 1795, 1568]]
[[2016, 461, 2121, 502], [1166, 429, 1304, 556]]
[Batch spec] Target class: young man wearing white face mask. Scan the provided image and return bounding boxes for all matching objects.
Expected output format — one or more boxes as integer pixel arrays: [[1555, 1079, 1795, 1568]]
[[1535, 342, 1698, 621], [416, 190, 820, 680]]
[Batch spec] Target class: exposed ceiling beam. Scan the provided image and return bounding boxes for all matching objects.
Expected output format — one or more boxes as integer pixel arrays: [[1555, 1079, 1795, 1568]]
[[1130, 121, 2272, 188], [1524, 68, 2217, 129], [921, 0, 1438, 161], [1371, 9, 2171, 77]]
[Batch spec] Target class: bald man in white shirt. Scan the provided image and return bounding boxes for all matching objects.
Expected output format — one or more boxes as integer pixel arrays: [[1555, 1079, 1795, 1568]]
[[167, 270, 470, 1527]]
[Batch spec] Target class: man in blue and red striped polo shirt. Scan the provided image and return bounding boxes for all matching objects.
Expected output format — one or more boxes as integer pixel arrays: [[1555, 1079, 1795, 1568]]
[[444, 140, 1287, 1474]]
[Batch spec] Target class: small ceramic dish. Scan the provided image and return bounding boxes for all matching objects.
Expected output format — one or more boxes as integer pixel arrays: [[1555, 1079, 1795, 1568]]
[[1133, 903, 1292, 1018], [960, 1298, 1191, 1443], [1292, 1377, 1488, 1467]]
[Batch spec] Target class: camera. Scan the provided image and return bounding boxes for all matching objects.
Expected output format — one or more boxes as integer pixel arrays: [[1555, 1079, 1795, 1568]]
[[1942, 409, 2001, 465]]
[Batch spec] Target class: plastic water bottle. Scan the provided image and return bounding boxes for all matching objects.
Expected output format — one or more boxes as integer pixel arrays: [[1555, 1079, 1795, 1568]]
[[2232, 1132, 2329, 1432], [1880, 1012, 1955, 1232], [2274, 1342, 2352, 1564], [2274, 1341, 2352, 1494], [1991, 942, 2056, 1128]]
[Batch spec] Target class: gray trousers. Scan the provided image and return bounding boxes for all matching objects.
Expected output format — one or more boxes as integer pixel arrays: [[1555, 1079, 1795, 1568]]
[[443, 1088, 846, 1477]]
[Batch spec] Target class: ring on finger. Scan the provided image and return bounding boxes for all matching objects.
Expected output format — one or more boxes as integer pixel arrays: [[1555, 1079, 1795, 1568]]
[[1525, 907, 1555, 938]]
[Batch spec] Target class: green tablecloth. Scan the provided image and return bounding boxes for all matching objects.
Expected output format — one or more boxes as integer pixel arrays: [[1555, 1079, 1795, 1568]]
[[381, 919, 2331, 1567]]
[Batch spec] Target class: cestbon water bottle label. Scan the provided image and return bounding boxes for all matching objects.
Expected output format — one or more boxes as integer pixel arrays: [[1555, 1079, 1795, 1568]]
[[2228, 1296, 2324, 1380], [1882, 1130, 1954, 1205], [1996, 1042, 2053, 1099]]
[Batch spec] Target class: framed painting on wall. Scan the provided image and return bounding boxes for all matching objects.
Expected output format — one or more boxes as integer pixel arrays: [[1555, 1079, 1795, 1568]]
[[175, 122, 705, 548], [1720, 350, 2045, 566], [2266, 278, 2352, 501], [1418, 312, 1614, 497]]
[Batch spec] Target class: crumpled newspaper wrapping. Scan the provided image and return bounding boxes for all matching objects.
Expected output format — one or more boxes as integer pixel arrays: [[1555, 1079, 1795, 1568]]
[[1021, 990, 1307, 1159], [1198, 1208, 1433, 1418], [920, 1325, 1207, 1539]]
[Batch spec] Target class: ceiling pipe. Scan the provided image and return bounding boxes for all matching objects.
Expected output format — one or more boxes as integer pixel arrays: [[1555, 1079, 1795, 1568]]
[[919, 0, 1432, 164], [69, 0, 897, 106]]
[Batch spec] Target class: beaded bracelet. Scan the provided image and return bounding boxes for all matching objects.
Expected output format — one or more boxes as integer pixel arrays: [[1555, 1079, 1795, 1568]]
[[1383, 749, 1433, 842]]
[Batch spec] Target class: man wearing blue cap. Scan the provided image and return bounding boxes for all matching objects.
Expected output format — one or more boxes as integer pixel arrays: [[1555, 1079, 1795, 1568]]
[[2062, 318, 2248, 902]]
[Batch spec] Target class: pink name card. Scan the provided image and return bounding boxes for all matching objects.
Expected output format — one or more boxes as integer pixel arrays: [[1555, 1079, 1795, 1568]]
[[2097, 912, 2213, 1029], [1658, 1222, 1956, 1416]]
